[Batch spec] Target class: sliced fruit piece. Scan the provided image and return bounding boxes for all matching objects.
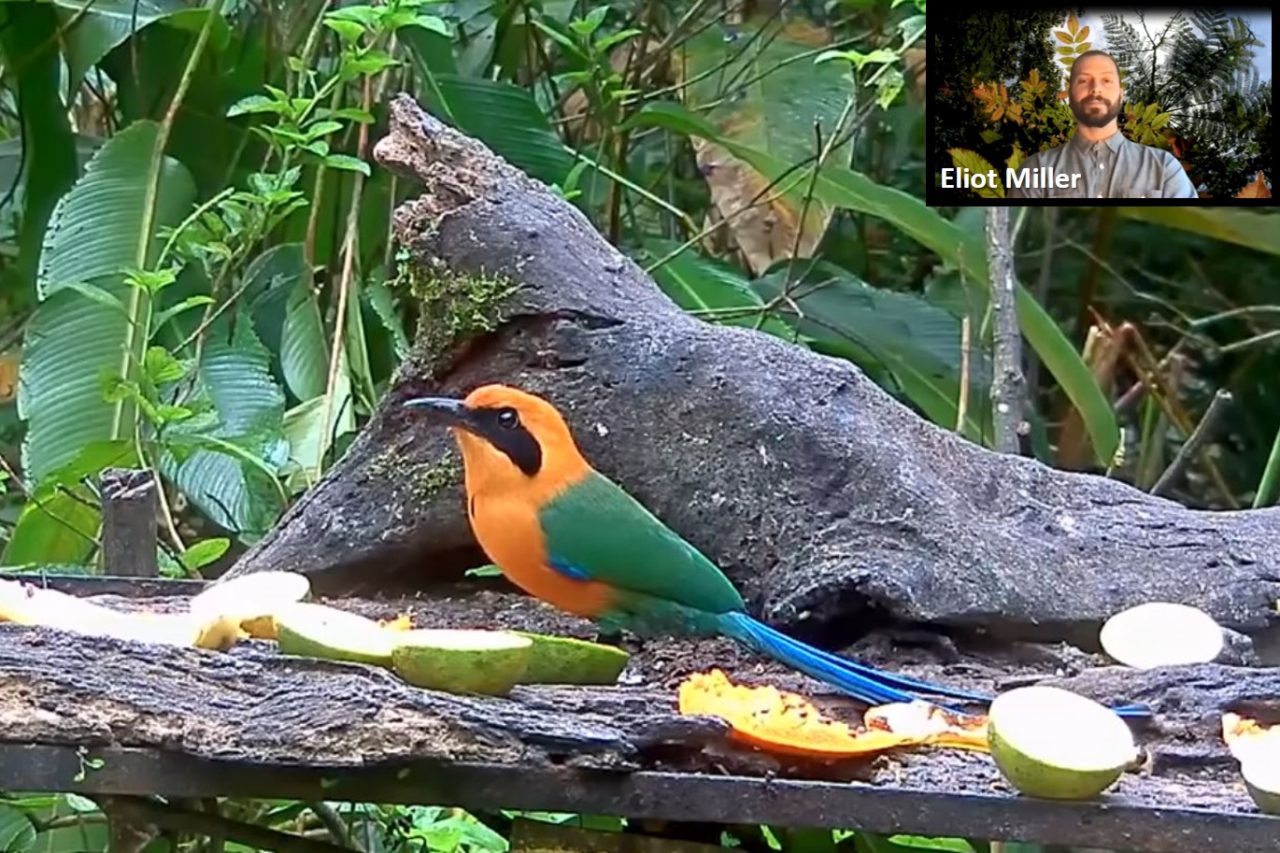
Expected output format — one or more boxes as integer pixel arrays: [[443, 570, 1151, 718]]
[[863, 700, 990, 752], [1242, 751, 1280, 814], [189, 571, 311, 639], [678, 669, 916, 759], [987, 685, 1137, 800], [0, 580, 246, 649], [513, 631, 629, 684], [0, 580, 126, 633], [391, 629, 532, 695], [275, 602, 395, 666], [1099, 601, 1224, 668], [1222, 711, 1280, 760]]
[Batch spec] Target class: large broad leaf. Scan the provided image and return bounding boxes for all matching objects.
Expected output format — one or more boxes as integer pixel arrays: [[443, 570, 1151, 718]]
[[754, 263, 994, 442], [1117, 207, 1280, 256], [42, 0, 232, 98], [20, 120, 196, 486], [162, 313, 288, 542], [627, 101, 1119, 466], [640, 239, 797, 340], [675, 16, 852, 273], [403, 57, 575, 187], [0, 2, 78, 290], [0, 803, 35, 853]]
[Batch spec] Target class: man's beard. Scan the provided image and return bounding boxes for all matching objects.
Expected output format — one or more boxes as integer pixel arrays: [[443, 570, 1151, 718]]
[[1070, 93, 1123, 128]]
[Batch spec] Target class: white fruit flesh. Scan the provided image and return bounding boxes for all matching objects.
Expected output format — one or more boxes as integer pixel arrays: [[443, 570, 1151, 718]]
[[189, 571, 311, 620], [1099, 601, 1223, 668], [275, 602, 394, 664]]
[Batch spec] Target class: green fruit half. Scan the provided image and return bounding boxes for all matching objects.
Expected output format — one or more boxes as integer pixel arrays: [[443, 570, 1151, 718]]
[[391, 629, 532, 695], [275, 602, 395, 666], [988, 685, 1137, 800], [1242, 752, 1280, 814], [1099, 601, 1223, 668], [513, 631, 629, 684]]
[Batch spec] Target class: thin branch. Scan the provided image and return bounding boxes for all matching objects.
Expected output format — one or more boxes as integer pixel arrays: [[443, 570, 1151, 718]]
[[1151, 389, 1233, 497]]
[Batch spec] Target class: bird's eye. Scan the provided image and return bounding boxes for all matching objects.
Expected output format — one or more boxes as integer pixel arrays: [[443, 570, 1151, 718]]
[[496, 407, 519, 429]]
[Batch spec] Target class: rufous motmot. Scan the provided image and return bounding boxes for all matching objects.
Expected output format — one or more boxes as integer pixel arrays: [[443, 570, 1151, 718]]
[[403, 384, 1150, 717]]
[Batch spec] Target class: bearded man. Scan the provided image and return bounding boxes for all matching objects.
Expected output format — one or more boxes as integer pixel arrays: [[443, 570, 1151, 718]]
[[1007, 50, 1197, 199]]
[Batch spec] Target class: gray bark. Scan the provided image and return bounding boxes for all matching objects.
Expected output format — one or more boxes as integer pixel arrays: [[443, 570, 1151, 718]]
[[984, 206, 1027, 454], [223, 94, 1280, 656]]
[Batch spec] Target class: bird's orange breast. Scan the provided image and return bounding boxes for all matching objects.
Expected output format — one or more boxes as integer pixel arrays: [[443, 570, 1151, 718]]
[[467, 491, 615, 619]]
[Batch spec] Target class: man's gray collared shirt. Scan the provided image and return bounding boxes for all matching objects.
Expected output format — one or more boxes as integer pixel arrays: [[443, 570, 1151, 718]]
[[1006, 129, 1198, 199]]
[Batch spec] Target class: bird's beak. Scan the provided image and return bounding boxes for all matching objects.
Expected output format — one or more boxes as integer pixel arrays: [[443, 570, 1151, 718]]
[[403, 396, 472, 429]]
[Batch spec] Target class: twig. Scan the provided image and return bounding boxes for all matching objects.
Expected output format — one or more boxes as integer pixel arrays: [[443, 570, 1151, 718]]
[[99, 796, 354, 853], [316, 69, 374, 484], [308, 802, 357, 850], [984, 207, 1027, 454], [1152, 389, 1233, 497]]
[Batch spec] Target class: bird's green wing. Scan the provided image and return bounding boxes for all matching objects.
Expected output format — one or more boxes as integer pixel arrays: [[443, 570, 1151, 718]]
[[537, 471, 745, 614]]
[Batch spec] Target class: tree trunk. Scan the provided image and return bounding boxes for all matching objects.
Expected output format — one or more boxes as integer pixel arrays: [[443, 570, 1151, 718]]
[[224, 94, 1280, 659]]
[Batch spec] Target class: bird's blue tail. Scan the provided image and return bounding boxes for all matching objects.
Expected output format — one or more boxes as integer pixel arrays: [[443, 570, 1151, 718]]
[[717, 612, 1151, 718]]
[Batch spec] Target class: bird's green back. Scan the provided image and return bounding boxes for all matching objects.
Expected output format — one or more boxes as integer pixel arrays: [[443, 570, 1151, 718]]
[[537, 471, 745, 615]]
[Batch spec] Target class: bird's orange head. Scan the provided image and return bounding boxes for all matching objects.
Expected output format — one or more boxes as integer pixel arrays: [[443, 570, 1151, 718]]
[[402, 384, 591, 498]]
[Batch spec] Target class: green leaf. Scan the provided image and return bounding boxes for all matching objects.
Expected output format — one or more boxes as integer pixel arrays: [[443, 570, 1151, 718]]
[[755, 263, 993, 442], [22, 120, 197, 486], [1117, 207, 1280, 257], [885, 836, 976, 852], [409, 14, 452, 37], [281, 279, 330, 401], [344, 277, 376, 411], [627, 100, 1118, 465], [641, 239, 795, 340], [60, 281, 130, 314], [151, 294, 216, 337], [63, 794, 99, 813], [323, 18, 366, 44], [144, 346, 187, 384], [227, 94, 285, 117], [1, 441, 138, 567], [160, 313, 287, 540], [180, 536, 230, 571], [0, 803, 36, 853], [50, 0, 231, 97], [322, 154, 371, 175], [0, 2, 78, 291], [364, 276, 411, 363]]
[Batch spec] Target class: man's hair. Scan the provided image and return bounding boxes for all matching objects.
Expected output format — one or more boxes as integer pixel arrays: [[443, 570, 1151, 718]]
[[1069, 49, 1121, 84]]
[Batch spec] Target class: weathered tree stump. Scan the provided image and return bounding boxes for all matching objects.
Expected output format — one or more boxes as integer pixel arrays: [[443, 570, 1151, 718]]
[[222, 93, 1279, 664]]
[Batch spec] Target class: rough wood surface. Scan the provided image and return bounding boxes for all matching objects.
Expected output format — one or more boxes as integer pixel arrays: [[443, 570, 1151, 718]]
[[0, 586, 1276, 822], [221, 93, 1280, 661]]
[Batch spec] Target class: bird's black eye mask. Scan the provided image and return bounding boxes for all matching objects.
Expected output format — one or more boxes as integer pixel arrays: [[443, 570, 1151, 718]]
[[468, 406, 543, 476]]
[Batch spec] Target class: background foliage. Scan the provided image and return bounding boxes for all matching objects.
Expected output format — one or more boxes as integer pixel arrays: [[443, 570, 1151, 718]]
[[0, 0, 1278, 850], [933, 8, 1272, 200]]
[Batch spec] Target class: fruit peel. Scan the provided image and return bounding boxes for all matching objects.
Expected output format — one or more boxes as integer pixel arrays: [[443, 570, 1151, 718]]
[[513, 631, 629, 685], [390, 629, 532, 695], [987, 685, 1137, 800]]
